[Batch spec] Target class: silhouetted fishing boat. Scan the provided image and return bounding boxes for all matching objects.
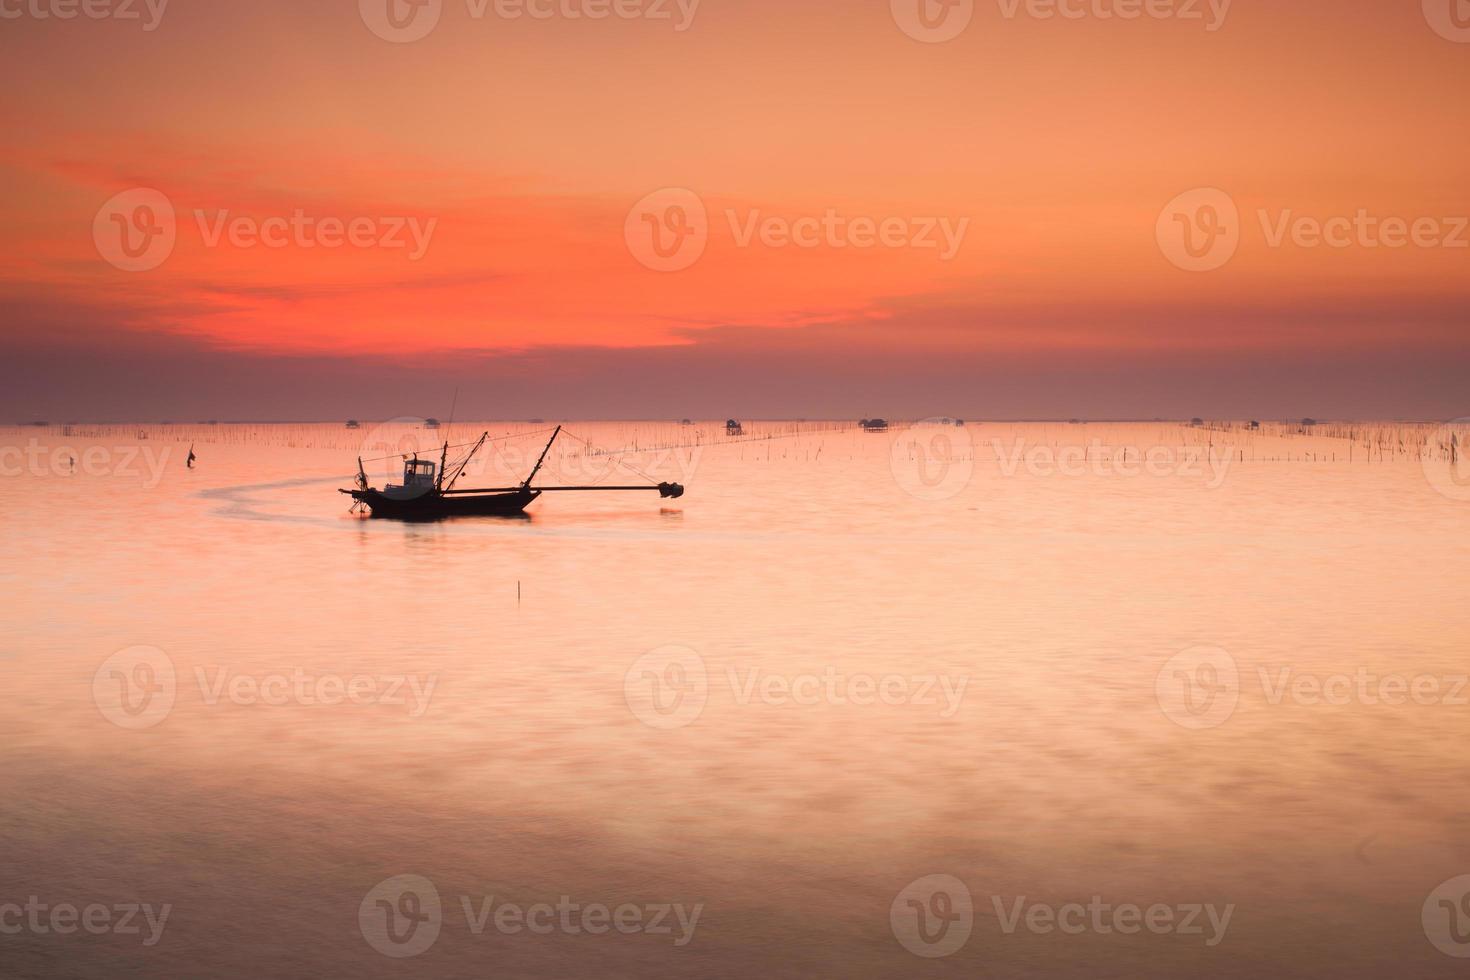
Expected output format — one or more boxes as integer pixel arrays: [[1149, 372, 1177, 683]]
[[341, 426, 683, 520]]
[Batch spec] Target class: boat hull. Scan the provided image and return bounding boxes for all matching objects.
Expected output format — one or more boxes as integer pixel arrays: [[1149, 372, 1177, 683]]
[[345, 488, 540, 520]]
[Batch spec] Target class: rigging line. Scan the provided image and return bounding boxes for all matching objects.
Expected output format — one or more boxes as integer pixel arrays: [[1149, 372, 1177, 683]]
[[356, 426, 560, 464], [358, 440, 479, 463], [560, 423, 852, 458], [557, 427, 663, 485], [554, 430, 759, 462], [553, 428, 631, 484]]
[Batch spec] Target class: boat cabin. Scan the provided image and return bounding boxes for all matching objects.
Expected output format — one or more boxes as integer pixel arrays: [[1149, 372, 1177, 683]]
[[388, 456, 437, 493]]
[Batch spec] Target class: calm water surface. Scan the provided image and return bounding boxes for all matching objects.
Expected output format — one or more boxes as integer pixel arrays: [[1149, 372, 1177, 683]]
[[3, 421, 1469, 978]]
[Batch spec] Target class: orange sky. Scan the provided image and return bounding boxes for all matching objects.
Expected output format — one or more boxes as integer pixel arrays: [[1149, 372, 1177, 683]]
[[1, 0, 1467, 418]]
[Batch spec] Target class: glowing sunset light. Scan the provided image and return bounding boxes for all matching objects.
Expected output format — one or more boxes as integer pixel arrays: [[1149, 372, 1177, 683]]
[[1, 0, 1466, 418]]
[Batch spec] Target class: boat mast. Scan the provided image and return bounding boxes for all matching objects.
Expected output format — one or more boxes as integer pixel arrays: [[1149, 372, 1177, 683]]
[[438, 387, 459, 490], [522, 425, 561, 489]]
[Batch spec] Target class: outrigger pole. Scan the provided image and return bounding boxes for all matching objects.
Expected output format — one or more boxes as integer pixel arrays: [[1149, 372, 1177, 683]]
[[522, 425, 561, 489], [439, 485, 685, 496]]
